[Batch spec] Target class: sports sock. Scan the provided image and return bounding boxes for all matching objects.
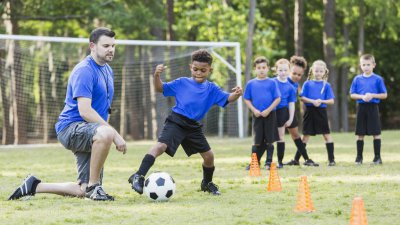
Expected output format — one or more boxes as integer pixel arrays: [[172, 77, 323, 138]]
[[356, 140, 364, 158], [326, 142, 334, 162], [203, 165, 215, 183], [373, 139, 381, 158], [137, 154, 155, 176], [277, 142, 285, 163], [294, 138, 309, 161], [266, 143, 274, 164]]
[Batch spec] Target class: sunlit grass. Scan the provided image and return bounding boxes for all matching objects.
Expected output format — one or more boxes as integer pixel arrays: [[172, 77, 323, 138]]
[[1, 130, 399, 224]]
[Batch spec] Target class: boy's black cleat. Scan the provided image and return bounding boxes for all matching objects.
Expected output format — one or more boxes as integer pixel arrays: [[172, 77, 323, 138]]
[[201, 180, 221, 196], [277, 161, 284, 169], [128, 173, 145, 194], [304, 159, 319, 167], [285, 159, 300, 166], [372, 157, 383, 165], [8, 175, 41, 200], [265, 162, 271, 170], [328, 161, 336, 166], [355, 156, 363, 165], [85, 184, 114, 201]]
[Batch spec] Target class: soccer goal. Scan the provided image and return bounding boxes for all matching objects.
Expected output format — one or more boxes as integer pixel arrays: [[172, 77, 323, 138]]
[[0, 34, 243, 145]]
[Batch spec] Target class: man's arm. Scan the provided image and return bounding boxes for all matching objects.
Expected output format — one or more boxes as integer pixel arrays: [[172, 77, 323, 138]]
[[154, 64, 166, 93]]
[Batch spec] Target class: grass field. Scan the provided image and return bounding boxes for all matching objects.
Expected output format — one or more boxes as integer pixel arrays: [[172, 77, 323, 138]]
[[1, 131, 400, 225]]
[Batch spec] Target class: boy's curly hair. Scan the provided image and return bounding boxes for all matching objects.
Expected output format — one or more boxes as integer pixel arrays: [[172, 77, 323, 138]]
[[253, 56, 269, 67], [192, 49, 213, 65], [290, 55, 307, 70]]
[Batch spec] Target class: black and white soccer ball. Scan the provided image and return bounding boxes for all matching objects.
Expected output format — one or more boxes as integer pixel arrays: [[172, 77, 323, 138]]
[[144, 171, 176, 201]]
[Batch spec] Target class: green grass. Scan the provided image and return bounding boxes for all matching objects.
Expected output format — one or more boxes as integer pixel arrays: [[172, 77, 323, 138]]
[[1, 131, 400, 225]]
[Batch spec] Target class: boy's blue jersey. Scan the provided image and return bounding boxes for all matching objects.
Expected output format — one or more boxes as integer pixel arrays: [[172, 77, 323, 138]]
[[163, 77, 229, 121], [55, 56, 114, 134], [273, 77, 297, 109], [243, 78, 281, 111], [350, 73, 387, 104], [288, 77, 299, 93], [300, 80, 335, 108]]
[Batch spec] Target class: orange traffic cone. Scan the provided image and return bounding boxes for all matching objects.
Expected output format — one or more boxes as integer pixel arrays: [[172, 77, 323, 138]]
[[349, 197, 368, 225], [267, 162, 282, 192], [249, 153, 261, 176], [294, 176, 315, 212]]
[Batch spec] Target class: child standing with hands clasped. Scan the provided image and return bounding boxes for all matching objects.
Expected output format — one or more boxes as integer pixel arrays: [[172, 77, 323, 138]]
[[272, 59, 297, 168], [300, 60, 336, 166], [350, 54, 387, 165], [244, 56, 281, 170]]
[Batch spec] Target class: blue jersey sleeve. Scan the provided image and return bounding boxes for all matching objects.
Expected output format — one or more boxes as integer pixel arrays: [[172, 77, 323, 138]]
[[324, 83, 335, 99], [377, 77, 387, 93], [212, 84, 230, 107], [273, 81, 282, 99], [163, 78, 181, 97], [349, 76, 359, 94], [299, 81, 309, 97], [243, 81, 252, 100], [71, 67, 94, 100], [288, 86, 297, 103]]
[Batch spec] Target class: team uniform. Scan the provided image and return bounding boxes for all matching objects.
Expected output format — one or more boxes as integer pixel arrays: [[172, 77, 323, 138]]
[[287, 77, 299, 128], [273, 77, 297, 127], [350, 73, 387, 164], [55, 55, 114, 185], [244, 78, 281, 167], [300, 80, 334, 135], [159, 77, 230, 157]]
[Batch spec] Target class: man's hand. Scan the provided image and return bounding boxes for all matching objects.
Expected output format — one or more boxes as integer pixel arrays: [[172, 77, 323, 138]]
[[113, 133, 127, 154]]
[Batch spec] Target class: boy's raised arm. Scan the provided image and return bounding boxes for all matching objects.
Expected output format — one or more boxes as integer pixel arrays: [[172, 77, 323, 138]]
[[154, 64, 166, 93], [228, 86, 243, 102]]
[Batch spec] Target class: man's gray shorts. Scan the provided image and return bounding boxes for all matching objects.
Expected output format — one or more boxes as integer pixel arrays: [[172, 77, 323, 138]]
[[57, 121, 103, 185]]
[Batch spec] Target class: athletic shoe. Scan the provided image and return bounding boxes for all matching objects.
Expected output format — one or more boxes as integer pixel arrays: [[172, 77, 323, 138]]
[[328, 161, 336, 166], [8, 175, 41, 200], [285, 159, 300, 166], [355, 156, 363, 165], [304, 159, 319, 167], [277, 161, 284, 169], [372, 157, 383, 165], [85, 184, 113, 201], [201, 180, 221, 195], [265, 162, 271, 170], [128, 173, 144, 194]]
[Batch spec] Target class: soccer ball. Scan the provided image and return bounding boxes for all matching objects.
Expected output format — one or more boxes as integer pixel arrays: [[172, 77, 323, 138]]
[[143, 171, 176, 201]]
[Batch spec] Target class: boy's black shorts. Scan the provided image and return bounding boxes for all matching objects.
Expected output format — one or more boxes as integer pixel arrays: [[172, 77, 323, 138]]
[[276, 107, 290, 127], [252, 111, 279, 145], [355, 103, 381, 136], [158, 112, 211, 157], [302, 106, 330, 135]]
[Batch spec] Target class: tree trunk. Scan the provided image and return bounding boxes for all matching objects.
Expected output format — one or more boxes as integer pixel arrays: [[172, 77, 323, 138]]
[[281, 0, 292, 56], [0, 46, 13, 144], [323, 0, 339, 132], [40, 61, 49, 143], [340, 23, 350, 132], [166, 0, 175, 41], [357, 0, 364, 56], [243, 0, 256, 137], [294, 0, 304, 56]]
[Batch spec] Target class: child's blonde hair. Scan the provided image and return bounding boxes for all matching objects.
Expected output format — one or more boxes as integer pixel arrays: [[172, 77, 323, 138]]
[[272, 58, 290, 73], [308, 60, 329, 94], [360, 54, 375, 64]]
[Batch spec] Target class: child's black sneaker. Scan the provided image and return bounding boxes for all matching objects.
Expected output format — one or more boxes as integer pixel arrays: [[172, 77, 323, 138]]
[[8, 175, 41, 200], [85, 184, 113, 201], [372, 157, 382, 165], [328, 161, 336, 166], [285, 159, 300, 166], [277, 161, 284, 169], [128, 173, 145, 194], [355, 156, 363, 165], [304, 159, 319, 167], [265, 162, 271, 170], [201, 180, 221, 196]]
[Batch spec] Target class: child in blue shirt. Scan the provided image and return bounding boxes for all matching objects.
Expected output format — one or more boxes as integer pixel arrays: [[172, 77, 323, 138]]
[[272, 59, 297, 168], [350, 54, 387, 164], [244, 56, 281, 170], [128, 49, 243, 196], [300, 60, 336, 166]]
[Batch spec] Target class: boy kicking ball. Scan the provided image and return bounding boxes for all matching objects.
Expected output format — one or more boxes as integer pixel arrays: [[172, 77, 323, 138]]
[[128, 49, 242, 195]]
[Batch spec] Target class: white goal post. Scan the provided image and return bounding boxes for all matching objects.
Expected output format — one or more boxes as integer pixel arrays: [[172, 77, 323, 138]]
[[0, 34, 244, 144]]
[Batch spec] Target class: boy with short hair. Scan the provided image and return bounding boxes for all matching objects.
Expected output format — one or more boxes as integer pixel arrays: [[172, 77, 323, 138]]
[[350, 54, 387, 164], [244, 56, 281, 170], [128, 49, 243, 195]]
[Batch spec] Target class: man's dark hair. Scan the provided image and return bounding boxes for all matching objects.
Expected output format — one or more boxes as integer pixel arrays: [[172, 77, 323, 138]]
[[290, 55, 307, 70], [253, 56, 269, 67], [89, 27, 115, 44], [191, 49, 213, 65]]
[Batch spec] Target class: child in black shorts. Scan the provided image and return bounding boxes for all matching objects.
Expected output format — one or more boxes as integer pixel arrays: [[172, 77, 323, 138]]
[[350, 54, 387, 164], [300, 60, 336, 166], [128, 49, 243, 196], [243, 56, 281, 170]]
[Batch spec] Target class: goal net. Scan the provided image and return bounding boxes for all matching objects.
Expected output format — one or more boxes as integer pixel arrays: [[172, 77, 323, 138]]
[[0, 34, 243, 144]]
